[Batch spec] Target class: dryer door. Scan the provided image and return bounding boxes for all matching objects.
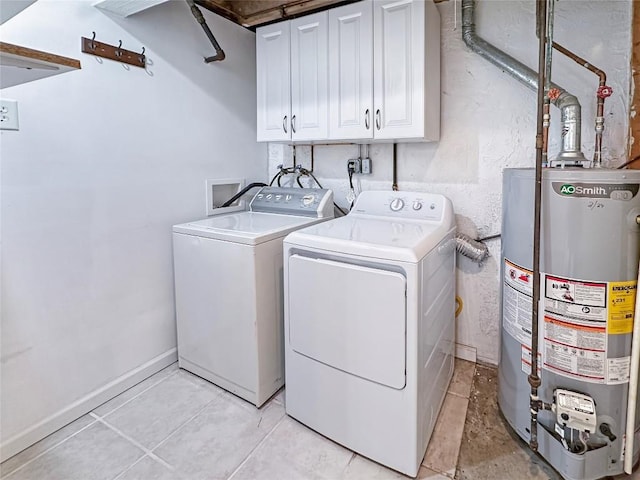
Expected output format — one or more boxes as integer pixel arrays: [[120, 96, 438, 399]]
[[288, 254, 406, 389]]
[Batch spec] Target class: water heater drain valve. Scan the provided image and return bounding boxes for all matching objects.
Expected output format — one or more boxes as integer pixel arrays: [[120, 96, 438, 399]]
[[554, 389, 597, 433]]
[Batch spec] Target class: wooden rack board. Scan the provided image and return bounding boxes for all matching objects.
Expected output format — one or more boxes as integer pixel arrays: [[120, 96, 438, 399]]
[[81, 36, 145, 68]]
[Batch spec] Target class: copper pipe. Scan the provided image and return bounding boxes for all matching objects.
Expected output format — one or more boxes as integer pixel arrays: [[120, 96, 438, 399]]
[[529, 0, 548, 454], [542, 102, 550, 167], [552, 42, 606, 82], [541, 0, 553, 167], [552, 41, 609, 166]]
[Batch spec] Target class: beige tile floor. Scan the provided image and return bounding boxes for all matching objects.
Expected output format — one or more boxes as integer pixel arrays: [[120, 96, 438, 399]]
[[0, 360, 476, 480]]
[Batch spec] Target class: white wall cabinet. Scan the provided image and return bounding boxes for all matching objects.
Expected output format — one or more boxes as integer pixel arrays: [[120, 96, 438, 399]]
[[256, 22, 291, 142], [256, 0, 440, 143], [373, 0, 439, 141], [290, 12, 329, 141], [257, 13, 329, 142], [328, 2, 373, 140]]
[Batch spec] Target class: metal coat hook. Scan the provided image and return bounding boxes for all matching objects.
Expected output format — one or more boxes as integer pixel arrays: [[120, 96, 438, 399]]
[[81, 34, 146, 68]]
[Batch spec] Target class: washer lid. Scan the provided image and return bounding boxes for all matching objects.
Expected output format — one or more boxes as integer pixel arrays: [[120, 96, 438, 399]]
[[284, 216, 454, 262], [173, 212, 325, 245]]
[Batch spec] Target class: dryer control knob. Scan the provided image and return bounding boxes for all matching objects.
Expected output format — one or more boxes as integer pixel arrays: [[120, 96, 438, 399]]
[[412, 201, 423, 211], [390, 198, 404, 211], [302, 194, 315, 206]]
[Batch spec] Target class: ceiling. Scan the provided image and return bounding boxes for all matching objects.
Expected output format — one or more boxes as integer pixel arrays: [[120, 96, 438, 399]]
[[196, 0, 361, 28], [197, 0, 448, 29]]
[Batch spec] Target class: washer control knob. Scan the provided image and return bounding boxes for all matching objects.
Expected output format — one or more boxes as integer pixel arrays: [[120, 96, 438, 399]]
[[285, 194, 292, 202], [390, 198, 404, 211], [412, 201, 423, 211], [302, 194, 315, 206], [266, 194, 273, 200]]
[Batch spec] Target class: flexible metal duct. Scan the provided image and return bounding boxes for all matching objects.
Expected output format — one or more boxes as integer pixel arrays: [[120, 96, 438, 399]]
[[455, 233, 490, 264], [461, 0, 587, 165]]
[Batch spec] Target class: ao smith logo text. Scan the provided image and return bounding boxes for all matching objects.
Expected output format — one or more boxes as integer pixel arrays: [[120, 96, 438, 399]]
[[552, 182, 639, 199], [559, 184, 606, 195]]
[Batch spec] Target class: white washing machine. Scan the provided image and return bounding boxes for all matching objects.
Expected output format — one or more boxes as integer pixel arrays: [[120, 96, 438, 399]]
[[173, 187, 333, 407], [283, 190, 456, 477]]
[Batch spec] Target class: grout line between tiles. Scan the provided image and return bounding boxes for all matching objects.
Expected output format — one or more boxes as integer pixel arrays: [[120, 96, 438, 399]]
[[226, 413, 288, 480], [1, 418, 99, 479], [147, 392, 224, 454], [91, 413, 179, 476], [91, 368, 179, 420], [111, 455, 152, 480]]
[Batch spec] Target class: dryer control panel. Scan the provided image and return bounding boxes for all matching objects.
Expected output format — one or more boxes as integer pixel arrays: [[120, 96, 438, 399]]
[[351, 191, 452, 224], [250, 187, 334, 218]]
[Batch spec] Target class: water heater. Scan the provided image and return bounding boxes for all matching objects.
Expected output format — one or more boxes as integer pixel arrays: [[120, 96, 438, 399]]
[[499, 168, 640, 479]]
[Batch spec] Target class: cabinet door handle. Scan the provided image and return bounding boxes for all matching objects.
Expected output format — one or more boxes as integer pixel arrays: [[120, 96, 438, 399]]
[[283, 115, 288, 134], [365, 109, 370, 130], [291, 115, 296, 134], [375, 109, 381, 130]]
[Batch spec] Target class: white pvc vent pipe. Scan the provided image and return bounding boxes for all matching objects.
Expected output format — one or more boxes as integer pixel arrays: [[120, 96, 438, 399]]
[[624, 260, 640, 474]]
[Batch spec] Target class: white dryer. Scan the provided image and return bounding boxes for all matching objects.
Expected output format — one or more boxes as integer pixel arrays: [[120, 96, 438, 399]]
[[173, 187, 333, 407], [283, 190, 456, 477]]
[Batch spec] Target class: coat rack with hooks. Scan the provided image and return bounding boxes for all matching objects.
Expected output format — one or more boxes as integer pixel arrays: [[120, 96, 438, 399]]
[[81, 32, 145, 68]]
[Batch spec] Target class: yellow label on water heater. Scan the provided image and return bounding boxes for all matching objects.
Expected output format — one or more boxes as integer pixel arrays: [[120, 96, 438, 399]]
[[608, 281, 637, 335]]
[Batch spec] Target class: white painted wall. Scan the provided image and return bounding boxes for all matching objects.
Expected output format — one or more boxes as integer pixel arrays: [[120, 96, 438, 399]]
[[0, 0, 265, 460], [268, 0, 632, 364]]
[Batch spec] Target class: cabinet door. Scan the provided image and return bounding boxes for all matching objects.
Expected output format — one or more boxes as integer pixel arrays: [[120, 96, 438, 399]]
[[290, 12, 328, 141], [256, 22, 291, 142], [328, 1, 373, 140], [373, 0, 440, 141]]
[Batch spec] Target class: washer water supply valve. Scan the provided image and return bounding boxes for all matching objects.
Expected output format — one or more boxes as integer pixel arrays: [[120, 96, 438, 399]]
[[553, 389, 597, 454], [596, 85, 613, 99]]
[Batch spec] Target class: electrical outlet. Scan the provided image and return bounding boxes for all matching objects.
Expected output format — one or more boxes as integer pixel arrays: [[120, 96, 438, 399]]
[[0, 99, 19, 131], [347, 158, 361, 174]]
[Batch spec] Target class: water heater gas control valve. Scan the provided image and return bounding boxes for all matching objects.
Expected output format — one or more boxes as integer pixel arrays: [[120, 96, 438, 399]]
[[554, 389, 597, 433]]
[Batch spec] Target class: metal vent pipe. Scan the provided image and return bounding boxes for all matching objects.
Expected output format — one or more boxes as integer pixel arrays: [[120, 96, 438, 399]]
[[461, 0, 587, 164]]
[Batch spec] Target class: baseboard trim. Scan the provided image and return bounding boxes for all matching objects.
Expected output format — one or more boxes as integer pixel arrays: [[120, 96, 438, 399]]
[[1, 348, 177, 462], [455, 343, 477, 363]]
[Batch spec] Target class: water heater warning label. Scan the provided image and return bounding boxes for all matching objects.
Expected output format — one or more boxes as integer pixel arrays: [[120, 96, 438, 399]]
[[608, 281, 637, 335], [544, 275, 607, 323], [503, 259, 533, 347], [541, 273, 635, 384], [543, 315, 606, 382]]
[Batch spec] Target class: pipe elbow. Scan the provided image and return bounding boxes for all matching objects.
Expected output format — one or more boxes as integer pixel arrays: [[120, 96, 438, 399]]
[[553, 91, 581, 109], [205, 51, 225, 62], [461, 28, 477, 51]]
